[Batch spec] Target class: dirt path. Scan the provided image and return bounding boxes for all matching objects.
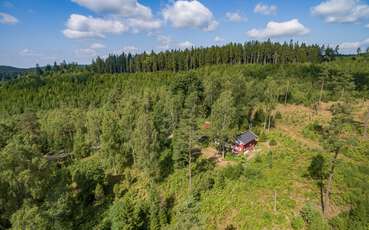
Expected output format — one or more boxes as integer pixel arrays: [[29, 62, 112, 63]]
[[275, 123, 323, 151], [201, 147, 235, 167]]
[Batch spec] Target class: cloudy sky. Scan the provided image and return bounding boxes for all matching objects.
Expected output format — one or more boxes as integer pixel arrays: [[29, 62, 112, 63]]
[[0, 0, 369, 67]]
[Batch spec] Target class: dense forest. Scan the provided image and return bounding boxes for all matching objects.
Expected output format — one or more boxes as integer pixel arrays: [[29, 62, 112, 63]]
[[90, 41, 326, 74], [0, 43, 369, 229]]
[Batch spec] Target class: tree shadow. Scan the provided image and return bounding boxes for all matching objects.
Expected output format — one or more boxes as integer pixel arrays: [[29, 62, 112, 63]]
[[308, 154, 327, 213]]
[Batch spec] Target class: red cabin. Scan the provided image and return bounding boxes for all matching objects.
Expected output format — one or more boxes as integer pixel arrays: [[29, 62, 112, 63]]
[[232, 131, 258, 154]]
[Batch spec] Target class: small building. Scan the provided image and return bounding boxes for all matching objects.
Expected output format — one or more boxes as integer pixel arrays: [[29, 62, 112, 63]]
[[232, 131, 258, 154]]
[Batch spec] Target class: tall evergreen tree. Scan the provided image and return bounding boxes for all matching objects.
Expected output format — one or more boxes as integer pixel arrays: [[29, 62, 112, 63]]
[[210, 91, 237, 158]]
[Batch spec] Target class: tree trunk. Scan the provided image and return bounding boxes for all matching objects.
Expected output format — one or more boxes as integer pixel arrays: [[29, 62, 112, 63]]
[[364, 108, 369, 138], [341, 88, 345, 99], [320, 180, 325, 213], [188, 127, 192, 193], [284, 81, 289, 104], [188, 152, 192, 193], [273, 190, 277, 212], [222, 143, 225, 159], [319, 79, 325, 106], [264, 115, 268, 130], [267, 114, 272, 133], [324, 150, 339, 217]]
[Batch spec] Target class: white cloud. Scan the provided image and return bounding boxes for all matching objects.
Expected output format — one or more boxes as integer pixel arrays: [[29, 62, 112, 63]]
[[157, 35, 171, 49], [122, 46, 138, 53], [127, 18, 162, 33], [254, 3, 277, 15], [72, 0, 152, 18], [76, 48, 97, 57], [340, 42, 361, 49], [90, 43, 105, 49], [214, 36, 224, 43], [65, 0, 162, 39], [225, 12, 247, 22], [312, 0, 369, 23], [340, 37, 369, 50], [247, 19, 310, 39], [63, 14, 127, 39], [0, 12, 18, 25], [19, 49, 41, 57], [76, 43, 106, 57], [178, 41, 194, 49], [163, 0, 218, 31]]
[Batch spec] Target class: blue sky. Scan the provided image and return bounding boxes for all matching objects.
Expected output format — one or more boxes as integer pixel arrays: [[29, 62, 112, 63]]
[[0, 0, 369, 68]]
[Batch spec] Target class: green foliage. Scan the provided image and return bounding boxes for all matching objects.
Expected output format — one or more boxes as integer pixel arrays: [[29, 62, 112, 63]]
[[172, 194, 202, 230], [211, 90, 238, 156], [302, 121, 322, 141], [0, 122, 14, 149], [308, 154, 327, 181], [269, 139, 277, 146], [132, 111, 160, 179], [69, 159, 105, 204], [1, 56, 369, 229], [221, 163, 245, 180], [108, 194, 147, 230], [10, 203, 49, 230], [300, 204, 330, 230], [291, 215, 304, 230], [90, 41, 322, 75]]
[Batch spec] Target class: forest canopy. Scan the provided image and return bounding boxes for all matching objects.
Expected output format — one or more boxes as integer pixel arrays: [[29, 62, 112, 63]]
[[0, 42, 369, 230]]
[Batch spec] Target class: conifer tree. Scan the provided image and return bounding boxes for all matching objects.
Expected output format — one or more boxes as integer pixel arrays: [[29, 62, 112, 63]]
[[211, 91, 237, 158]]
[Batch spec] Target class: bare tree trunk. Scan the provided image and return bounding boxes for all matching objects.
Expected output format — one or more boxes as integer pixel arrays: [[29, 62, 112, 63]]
[[324, 150, 339, 217], [319, 79, 325, 106], [268, 114, 272, 133], [273, 190, 277, 212], [284, 80, 289, 105], [320, 181, 325, 213], [364, 108, 369, 138], [341, 88, 345, 100], [188, 127, 192, 193], [222, 143, 225, 159]]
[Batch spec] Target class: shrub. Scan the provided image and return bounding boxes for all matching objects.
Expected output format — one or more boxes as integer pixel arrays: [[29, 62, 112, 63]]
[[300, 204, 329, 230], [269, 139, 277, 146], [221, 163, 244, 180], [195, 174, 215, 193], [291, 216, 304, 230]]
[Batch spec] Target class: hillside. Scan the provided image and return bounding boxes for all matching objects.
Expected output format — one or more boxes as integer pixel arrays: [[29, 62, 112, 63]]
[[0, 59, 369, 230], [0, 65, 29, 81]]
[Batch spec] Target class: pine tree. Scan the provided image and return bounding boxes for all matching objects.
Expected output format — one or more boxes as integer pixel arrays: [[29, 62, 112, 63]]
[[211, 91, 237, 158], [132, 111, 160, 179]]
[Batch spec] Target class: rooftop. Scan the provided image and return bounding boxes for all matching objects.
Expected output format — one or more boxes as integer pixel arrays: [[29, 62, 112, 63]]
[[235, 131, 258, 145]]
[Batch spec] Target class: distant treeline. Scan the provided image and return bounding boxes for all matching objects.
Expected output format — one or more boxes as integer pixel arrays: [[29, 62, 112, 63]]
[[0, 66, 29, 81], [1, 41, 340, 81], [90, 41, 329, 74]]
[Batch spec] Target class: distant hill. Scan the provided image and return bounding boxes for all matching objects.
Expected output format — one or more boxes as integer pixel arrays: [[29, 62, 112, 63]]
[[0, 65, 28, 73], [0, 65, 31, 81]]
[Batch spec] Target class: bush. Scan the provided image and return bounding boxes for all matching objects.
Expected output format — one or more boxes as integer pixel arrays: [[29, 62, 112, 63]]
[[255, 155, 263, 163], [291, 216, 304, 230], [221, 163, 244, 180], [258, 132, 268, 142], [302, 121, 323, 140], [195, 174, 215, 193], [300, 204, 329, 230], [269, 139, 277, 146]]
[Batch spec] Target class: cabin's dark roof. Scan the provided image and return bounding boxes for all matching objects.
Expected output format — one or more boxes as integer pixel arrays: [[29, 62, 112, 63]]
[[235, 131, 258, 145]]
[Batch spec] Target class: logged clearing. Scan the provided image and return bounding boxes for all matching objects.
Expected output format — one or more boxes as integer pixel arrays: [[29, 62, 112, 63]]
[[201, 147, 235, 167]]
